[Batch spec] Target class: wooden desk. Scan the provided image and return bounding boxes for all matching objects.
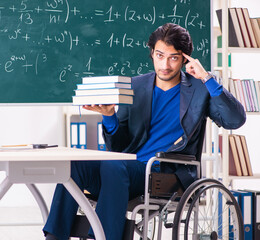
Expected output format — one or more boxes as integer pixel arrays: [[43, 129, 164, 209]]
[[0, 147, 136, 240]]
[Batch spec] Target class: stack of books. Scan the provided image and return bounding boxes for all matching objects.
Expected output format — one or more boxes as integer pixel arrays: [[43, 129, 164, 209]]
[[219, 134, 253, 177], [72, 76, 134, 105], [216, 8, 260, 48]]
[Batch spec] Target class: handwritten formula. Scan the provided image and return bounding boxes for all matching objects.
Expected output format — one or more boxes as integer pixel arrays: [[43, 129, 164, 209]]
[[0, 0, 210, 103]]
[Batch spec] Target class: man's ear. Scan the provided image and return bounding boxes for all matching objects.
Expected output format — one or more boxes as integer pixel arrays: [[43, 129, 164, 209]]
[[150, 49, 154, 59]]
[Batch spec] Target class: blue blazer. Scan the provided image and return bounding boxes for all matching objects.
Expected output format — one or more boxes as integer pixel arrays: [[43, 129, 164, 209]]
[[103, 72, 246, 188]]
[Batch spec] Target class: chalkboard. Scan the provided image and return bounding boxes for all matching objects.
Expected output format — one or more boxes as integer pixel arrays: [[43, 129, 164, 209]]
[[0, 0, 211, 104]]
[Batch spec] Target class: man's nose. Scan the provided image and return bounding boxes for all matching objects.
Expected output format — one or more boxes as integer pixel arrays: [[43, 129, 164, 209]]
[[162, 58, 171, 68]]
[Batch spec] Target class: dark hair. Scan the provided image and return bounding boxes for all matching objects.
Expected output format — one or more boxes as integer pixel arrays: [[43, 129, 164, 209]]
[[147, 23, 193, 58]]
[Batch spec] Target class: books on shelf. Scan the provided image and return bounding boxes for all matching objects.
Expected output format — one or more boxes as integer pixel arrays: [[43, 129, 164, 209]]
[[72, 75, 134, 105], [216, 8, 244, 47], [219, 134, 253, 177], [228, 78, 260, 112], [216, 8, 260, 48]]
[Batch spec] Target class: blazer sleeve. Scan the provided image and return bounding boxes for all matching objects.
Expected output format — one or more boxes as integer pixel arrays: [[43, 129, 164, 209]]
[[208, 88, 246, 129]]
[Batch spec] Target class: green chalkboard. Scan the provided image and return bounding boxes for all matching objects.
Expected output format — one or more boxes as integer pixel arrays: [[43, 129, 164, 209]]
[[0, 0, 211, 103]]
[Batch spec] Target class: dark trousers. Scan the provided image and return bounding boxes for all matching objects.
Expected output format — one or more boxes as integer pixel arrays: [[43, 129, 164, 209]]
[[43, 160, 159, 240]]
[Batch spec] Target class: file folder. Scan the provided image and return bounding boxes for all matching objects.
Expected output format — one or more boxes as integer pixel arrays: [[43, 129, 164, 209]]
[[97, 122, 106, 151], [239, 190, 253, 240], [70, 122, 79, 148], [78, 122, 87, 149], [230, 190, 241, 239], [242, 190, 260, 240]]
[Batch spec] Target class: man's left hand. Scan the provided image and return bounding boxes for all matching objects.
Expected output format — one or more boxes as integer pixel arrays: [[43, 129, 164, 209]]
[[183, 53, 208, 80]]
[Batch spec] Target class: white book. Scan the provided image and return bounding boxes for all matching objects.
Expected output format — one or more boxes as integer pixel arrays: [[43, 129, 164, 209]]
[[77, 82, 132, 90], [72, 94, 133, 105], [82, 75, 131, 84], [75, 88, 134, 96]]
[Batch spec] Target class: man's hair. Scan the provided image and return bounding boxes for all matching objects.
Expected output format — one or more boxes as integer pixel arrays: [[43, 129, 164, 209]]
[[147, 23, 193, 58]]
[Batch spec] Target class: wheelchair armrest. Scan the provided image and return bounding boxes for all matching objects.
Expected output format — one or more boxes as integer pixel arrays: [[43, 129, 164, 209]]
[[155, 152, 196, 161]]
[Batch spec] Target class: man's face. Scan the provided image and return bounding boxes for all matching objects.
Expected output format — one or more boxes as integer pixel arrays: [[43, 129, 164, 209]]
[[152, 40, 184, 82]]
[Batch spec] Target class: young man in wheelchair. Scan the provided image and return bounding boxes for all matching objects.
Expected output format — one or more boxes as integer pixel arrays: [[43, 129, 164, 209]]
[[43, 23, 246, 240]]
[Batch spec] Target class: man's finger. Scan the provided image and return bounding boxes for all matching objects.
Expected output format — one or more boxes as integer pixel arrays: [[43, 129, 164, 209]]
[[182, 52, 194, 62]]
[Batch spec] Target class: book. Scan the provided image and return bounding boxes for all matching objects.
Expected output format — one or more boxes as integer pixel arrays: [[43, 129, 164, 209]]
[[236, 8, 251, 47], [248, 79, 260, 112], [250, 18, 260, 48], [233, 135, 248, 176], [72, 94, 133, 105], [242, 8, 258, 48], [216, 8, 244, 47], [241, 79, 252, 111], [255, 81, 260, 109], [82, 76, 131, 84], [228, 78, 237, 98], [219, 135, 242, 176], [74, 88, 134, 96], [76, 82, 132, 90], [240, 135, 253, 176], [233, 79, 247, 111]]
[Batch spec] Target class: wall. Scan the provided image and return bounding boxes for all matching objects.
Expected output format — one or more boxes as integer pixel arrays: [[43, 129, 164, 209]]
[[0, 106, 65, 207]]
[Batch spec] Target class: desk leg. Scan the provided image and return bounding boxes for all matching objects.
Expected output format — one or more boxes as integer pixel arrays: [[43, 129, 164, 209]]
[[63, 177, 105, 240], [0, 177, 12, 200], [26, 184, 49, 223]]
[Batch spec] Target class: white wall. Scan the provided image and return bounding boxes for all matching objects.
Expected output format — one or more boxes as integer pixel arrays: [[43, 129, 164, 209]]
[[0, 106, 65, 207]]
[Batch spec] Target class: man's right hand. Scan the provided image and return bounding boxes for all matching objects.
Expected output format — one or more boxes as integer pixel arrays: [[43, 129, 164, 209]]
[[82, 104, 116, 116]]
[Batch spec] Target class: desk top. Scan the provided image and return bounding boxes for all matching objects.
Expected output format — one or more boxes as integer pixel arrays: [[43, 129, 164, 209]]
[[0, 147, 136, 161]]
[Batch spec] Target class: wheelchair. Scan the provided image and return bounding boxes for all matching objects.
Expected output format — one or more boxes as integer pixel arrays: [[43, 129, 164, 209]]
[[70, 152, 244, 240]]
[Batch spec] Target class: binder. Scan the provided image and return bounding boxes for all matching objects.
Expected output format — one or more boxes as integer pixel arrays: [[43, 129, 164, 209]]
[[243, 190, 260, 240], [230, 190, 241, 239], [239, 190, 253, 240], [78, 122, 87, 149], [97, 122, 106, 151], [70, 122, 79, 148]]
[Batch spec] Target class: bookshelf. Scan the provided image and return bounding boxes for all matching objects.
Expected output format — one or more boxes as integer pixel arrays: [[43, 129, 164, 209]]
[[217, 0, 260, 188]]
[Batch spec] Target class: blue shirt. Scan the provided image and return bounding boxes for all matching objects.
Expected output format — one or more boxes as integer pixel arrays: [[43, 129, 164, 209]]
[[102, 77, 223, 163]]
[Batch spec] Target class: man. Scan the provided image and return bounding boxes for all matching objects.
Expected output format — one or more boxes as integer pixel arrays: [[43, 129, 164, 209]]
[[43, 23, 246, 240]]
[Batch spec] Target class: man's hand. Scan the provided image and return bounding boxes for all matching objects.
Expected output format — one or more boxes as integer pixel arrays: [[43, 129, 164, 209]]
[[83, 104, 116, 116], [183, 53, 208, 80]]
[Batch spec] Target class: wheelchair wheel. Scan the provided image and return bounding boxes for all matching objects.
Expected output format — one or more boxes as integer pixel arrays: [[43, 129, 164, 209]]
[[172, 178, 244, 240]]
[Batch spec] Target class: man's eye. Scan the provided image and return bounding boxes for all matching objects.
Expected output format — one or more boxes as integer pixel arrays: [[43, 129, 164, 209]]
[[171, 56, 178, 61], [156, 53, 163, 58]]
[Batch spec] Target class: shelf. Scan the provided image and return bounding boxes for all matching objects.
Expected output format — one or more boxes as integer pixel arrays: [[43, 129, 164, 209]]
[[245, 112, 260, 115], [228, 173, 260, 180], [216, 47, 260, 53]]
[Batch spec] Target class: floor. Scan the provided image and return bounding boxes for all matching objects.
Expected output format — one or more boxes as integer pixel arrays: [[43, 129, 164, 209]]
[[0, 207, 173, 240]]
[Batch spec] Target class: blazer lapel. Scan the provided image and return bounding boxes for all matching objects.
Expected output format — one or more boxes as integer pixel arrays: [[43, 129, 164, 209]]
[[180, 72, 194, 120], [141, 73, 155, 132]]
